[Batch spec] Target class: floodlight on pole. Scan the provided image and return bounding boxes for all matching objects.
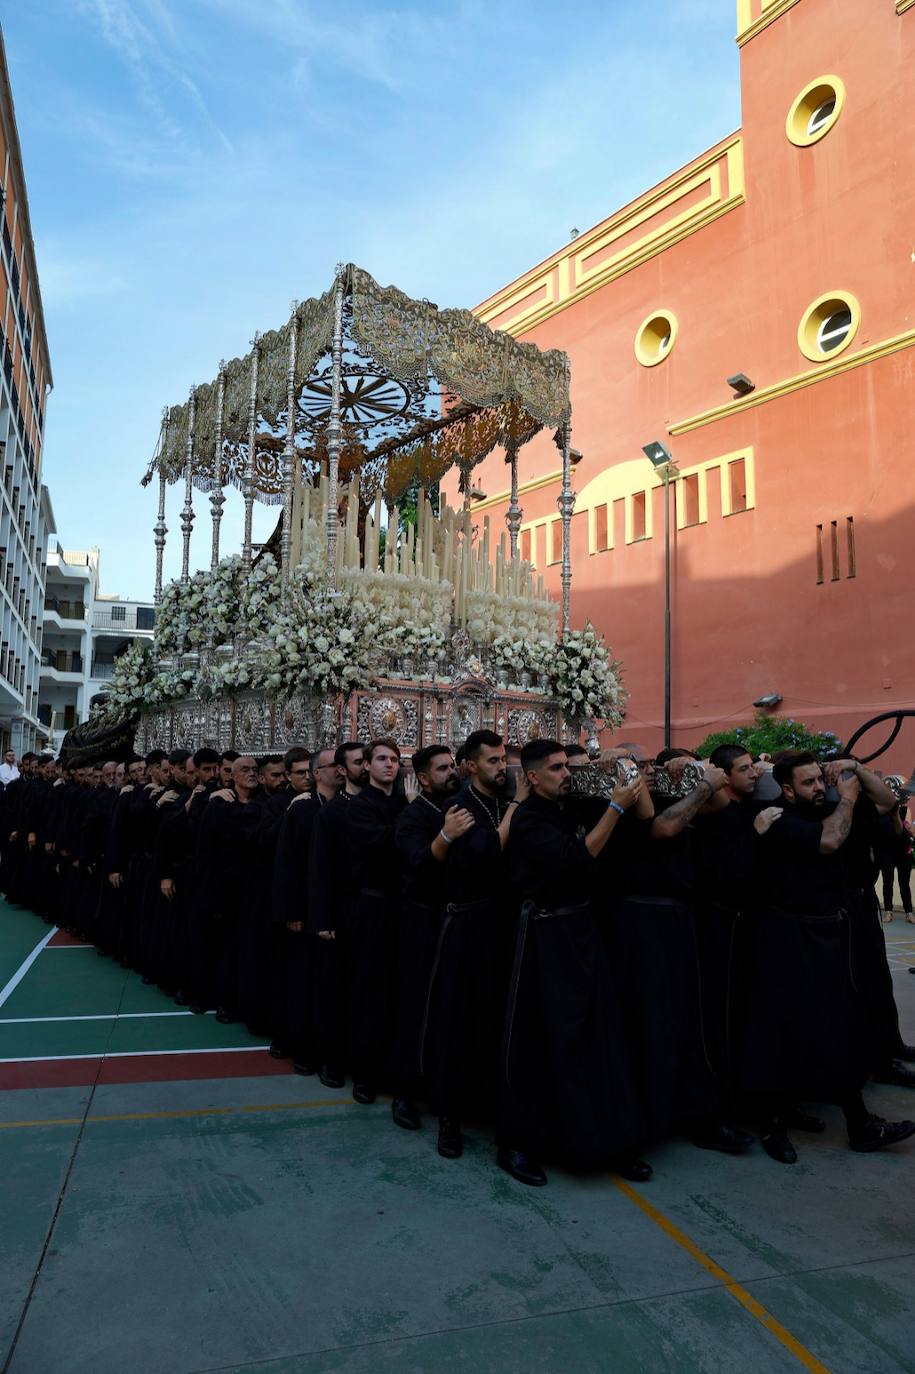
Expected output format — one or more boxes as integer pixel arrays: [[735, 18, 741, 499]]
[[643, 439, 677, 748]]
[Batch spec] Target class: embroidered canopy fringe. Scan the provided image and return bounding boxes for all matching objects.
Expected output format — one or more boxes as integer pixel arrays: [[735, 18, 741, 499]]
[[144, 265, 570, 507]]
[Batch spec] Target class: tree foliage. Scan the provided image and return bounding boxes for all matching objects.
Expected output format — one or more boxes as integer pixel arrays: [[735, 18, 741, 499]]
[[696, 711, 841, 760]]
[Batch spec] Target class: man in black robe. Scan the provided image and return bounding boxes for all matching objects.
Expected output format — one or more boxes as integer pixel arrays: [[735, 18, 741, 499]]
[[503, 739, 645, 1186], [425, 731, 523, 1159], [307, 741, 368, 1087], [340, 737, 405, 1104], [743, 751, 915, 1163], [391, 745, 472, 1136], [100, 756, 146, 965], [235, 755, 287, 1037], [604, 752, 753, 1161], [193, 754, 264, 1022], [117, 750, 171, 972], [272, 747, 338, 1071], [76, 761, 120, 948]]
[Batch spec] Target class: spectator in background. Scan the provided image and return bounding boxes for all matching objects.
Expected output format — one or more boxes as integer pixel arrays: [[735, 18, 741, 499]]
[[0, 750, 19, 786]]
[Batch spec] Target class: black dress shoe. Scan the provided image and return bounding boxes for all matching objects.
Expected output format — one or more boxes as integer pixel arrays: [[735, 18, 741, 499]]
[[392, 1097, 421, 1131], [319, 1065, 345, 1088], [497, 1146, 547, 1187], [173, 990, 190, 1007], [761, 1130, 797, 1165], [188, 1003, 206, 1015], [610, 1153, 653, 1182], [437, 1118, 463, 1159], [873, 1060, 915, 1088], [141, 975, 154, 986], [215, 1007, 236, 1024], [896, 1043, 915, 1063], [785, 1106, 826, 1133], [352, 1082, 376, 1105], [293, 1061, 316, 1076], [268, 1040, 288, 1060], [849, 1115, 915, 1152], [690, 1122, 754, 1154]]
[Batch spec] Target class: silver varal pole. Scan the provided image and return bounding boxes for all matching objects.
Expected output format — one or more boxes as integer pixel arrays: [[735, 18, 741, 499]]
[[557, 419, 575, 635], [281, 304, 299, 586], [210, 362, 226, 570], [153, 408, 169, 604], [505, 439, 521, 558], [242, 334, 261, 570], [326, 274, 345, 585], [180, 385, 196, 583]]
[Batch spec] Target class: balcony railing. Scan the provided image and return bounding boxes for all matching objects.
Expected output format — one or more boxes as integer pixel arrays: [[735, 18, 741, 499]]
[[93, 608, 155, 631], [41, 650, 82, 674], [90, 661, 116, 679], [44, 597, 86, 621]]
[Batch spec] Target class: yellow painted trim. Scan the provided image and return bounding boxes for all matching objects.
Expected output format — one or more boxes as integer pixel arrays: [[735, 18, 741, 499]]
[[670, 326, 915, 435], [0, 1098, 360, 1130], [786, 75, 846, 148], [612, 1177, 833, 1374], [467, 467, 564, 515], [736, 0, 803, 47], [634, 310, 679, 368], [476, 137, 745, 338], [897, 0, 915, 14], [797, 290, 860, 363]]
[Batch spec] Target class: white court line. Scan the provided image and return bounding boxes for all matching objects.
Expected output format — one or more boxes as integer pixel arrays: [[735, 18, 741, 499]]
[[0, 1045, 269, 1064], [43, 944, 92, 950], [0, 927, 59, 1010], [0, 1011, 217, 1025]]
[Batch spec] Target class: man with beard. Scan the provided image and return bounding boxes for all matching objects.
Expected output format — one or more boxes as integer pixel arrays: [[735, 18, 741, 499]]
[[272, 747, 340, 1071], [339, 738, 405, 1104], [423, 731, 524, 1160], [503, 739, 645, 1187], [75, 761, 119, 948], [137, 750, 193, 987], [150, 750, 199, 996], [218, 751, 239, 788], [98, 756, 145, 961], [194, 755, 264, 1022], [604, 751, 754, 1163], [308, 741, 369, 1088], [690, 745, 783, 1116], [818, 756, 915, 1090], [743, 752, 915, 1163], [235, 756, 288, 1038], [390, 746, 473, 1136], [113, 749, 171, 970]]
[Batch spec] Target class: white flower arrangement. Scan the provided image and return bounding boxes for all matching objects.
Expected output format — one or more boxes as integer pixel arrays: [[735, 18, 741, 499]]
[[103, 640, 156, 714], [543, 623, 627, 728], [338, 567, 449, 672], [465, 587, 558, 648]]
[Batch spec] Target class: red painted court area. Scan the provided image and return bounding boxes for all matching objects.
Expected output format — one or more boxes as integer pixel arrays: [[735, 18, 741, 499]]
[[0, 898, 278, 1090]]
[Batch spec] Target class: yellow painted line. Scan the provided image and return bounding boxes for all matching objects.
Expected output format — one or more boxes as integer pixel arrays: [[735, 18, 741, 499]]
[[611, 1177, 832, 1374], [0, 1097, 360, 1131]]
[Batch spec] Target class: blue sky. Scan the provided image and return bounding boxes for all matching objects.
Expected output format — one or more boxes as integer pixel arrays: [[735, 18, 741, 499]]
[[4, 0, 739, 599]]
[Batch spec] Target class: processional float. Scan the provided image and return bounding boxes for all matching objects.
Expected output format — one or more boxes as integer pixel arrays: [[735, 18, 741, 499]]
[[120, 264, 623, 758]]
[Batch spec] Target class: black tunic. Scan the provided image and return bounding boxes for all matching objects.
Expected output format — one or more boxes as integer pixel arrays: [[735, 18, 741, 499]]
[[306, 793, 353, 1068], [504, 794, 644, 1168], [392, 795, 448, 1093], [740, 799, 877, 1101]]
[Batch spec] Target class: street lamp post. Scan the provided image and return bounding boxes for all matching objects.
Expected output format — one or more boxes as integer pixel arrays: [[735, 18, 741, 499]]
[[642, 441, 678, 750]]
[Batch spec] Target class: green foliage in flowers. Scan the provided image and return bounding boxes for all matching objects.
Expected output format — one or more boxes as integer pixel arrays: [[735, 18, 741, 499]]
[[696, 711, 842, 760]]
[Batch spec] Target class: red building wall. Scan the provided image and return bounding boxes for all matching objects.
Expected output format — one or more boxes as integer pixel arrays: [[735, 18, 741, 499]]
[[453, 0, 915, 770]]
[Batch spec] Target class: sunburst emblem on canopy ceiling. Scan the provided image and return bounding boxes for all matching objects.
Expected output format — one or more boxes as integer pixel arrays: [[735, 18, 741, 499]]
[[298, 366, 415, 431]]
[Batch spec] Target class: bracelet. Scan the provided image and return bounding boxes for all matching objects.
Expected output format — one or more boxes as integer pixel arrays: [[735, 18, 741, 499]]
[[608, 801, 625, 817], [438, 828, 453, 845]]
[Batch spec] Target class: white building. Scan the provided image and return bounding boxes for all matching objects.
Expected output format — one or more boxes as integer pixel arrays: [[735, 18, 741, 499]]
[[0, 33, 55, 756], [38, 543, 154, 749]]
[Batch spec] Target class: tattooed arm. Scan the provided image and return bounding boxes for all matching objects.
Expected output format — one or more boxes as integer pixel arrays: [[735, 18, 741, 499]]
[[651, 766, 728, 840], [819, 773, 860, 854]]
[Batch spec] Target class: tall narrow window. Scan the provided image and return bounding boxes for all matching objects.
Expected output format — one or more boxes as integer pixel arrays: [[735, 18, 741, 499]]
[[520, 529, 532, 563], [594, 503, 609, 552], [682, 473, 700, 527], [846, 516, 856, 578], [631, 491, 647, 540], [830, 520, 840, 581], [816, 524, 824, 584], [729, 457, 748, 513]]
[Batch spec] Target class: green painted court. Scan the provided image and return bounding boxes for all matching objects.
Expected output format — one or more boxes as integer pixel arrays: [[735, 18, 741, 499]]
[[2, 899, 915, 1373]]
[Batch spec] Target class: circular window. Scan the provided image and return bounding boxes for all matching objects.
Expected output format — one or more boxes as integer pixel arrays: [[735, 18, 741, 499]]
[[797, 292, 860, 363], [786, 76, 845, 147], [635, 310, 678, 368]]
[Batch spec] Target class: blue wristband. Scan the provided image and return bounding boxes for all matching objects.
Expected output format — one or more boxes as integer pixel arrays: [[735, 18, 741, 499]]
[[608, 801, 625, 817]]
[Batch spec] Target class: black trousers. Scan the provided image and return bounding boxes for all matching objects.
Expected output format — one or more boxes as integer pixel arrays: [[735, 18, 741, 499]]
[[880, 854, 913, 914]]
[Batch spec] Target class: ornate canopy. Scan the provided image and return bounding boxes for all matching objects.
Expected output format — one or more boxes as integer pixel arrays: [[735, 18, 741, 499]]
[[143, 264, 570, 509]]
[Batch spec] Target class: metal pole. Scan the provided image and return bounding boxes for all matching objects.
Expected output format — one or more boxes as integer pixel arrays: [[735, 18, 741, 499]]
[[154, 460, 168, 605], [242, 334, 261, 570], [281, 304, 299, 586], [505, 439, 521, 558], [180, 386, 196, 584], [326, 274, 345, 586], [210, 362, 226, 570], [664, 466, 672, 748], [557, 420, 575, 635]]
